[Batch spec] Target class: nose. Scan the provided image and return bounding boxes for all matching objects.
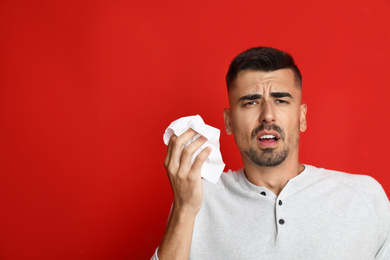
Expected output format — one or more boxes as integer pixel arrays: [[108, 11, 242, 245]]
[[259, 100, 276, 124]]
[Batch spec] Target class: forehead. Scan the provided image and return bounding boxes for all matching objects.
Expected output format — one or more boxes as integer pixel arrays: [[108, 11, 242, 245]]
[[229, 69, 301, 97]]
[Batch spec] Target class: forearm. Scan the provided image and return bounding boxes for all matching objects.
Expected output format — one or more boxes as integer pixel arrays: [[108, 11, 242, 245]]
[[158, 206, 197, 260], [157, 129, 210, 259]]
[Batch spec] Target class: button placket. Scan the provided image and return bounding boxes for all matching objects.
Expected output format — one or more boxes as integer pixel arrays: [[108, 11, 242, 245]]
[[275, 197, 285, 231]]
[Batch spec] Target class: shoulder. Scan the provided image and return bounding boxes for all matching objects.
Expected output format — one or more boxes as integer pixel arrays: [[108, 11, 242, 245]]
[[305, 165, 389, 214], [306, 165, 384, 195], [202, 169, 243, 190], [202, 168, 254, 198]]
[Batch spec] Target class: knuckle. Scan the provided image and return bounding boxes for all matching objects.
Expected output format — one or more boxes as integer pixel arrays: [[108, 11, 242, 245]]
[[177, 166, 191, 177], [181, 146, 193, 157], [196, 153, 207, 162], [169, 136, 179, 146], [187, 173, 198, 182], [166, 164, 178, 175], [176, 172, 187, 181]]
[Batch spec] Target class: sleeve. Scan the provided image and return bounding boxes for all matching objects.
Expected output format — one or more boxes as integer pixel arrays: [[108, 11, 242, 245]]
[[150, 247, 159, 260], [374, 185, 390, 259], [376, 234, 390, 259]]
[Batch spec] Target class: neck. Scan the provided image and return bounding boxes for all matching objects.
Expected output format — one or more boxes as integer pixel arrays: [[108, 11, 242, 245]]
[[242, 152, 304, 196]]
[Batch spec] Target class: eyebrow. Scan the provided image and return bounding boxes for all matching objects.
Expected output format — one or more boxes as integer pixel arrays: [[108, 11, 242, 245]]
[[271, 92, 293, 99], [238, 92, 293, 102], [238, 94, 261, 102]]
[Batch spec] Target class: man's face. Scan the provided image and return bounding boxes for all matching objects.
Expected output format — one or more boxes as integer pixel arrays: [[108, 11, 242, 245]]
[[223, 69, 307, 167]]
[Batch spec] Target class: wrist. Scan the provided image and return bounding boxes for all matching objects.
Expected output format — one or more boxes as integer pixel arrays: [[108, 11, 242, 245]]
[[171, 203, 199, 220]]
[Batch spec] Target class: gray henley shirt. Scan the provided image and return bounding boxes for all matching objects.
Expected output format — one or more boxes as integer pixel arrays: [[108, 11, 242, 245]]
[[152, 165, 390, 259]]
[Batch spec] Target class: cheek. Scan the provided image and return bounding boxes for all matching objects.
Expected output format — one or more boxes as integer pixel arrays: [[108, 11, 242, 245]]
[[286, 117, 301, 143], [231, 124, 248, 142], [237, 131, 250, 144], [231, 117, 252, 144]]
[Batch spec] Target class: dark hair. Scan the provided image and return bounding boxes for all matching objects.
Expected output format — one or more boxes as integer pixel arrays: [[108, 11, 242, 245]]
[[226, 47, 302, 89]]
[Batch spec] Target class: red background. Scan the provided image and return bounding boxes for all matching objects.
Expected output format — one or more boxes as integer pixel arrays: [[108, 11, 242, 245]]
[[1, 0, 389, 259]]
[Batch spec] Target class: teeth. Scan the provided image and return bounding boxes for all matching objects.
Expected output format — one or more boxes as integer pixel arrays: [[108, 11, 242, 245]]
[[260, 135, 276, 139]]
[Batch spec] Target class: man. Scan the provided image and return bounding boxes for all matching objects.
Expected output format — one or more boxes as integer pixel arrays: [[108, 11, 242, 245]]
[[152, 47, 390, 259]]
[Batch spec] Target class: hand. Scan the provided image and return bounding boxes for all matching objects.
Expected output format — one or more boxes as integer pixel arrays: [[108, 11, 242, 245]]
[[164, 128, 212, 216]]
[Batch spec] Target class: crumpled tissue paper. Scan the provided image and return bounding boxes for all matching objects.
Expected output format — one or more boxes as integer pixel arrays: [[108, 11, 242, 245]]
[[163, 115, 225, 184]]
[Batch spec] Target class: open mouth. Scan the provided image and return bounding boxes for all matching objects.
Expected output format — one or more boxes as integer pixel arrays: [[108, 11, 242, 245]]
[[258, 134, 279, 146], [259, 134, 279, 142]]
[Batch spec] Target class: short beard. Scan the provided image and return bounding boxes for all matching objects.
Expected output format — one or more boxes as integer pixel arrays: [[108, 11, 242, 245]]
[[245, 147, 289, 167], [245, 124, 289, 167]]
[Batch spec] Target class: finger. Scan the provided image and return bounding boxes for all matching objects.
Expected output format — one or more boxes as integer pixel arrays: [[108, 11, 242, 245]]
[[169, 129, 199, 168], [191, 146, 212, 174], [179, 135, 208, 168], [164, 134, 176, 168]]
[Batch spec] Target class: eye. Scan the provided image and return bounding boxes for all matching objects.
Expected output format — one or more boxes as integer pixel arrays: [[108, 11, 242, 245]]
[[243, 101, 258, 107], [275, 99, 289, 104]]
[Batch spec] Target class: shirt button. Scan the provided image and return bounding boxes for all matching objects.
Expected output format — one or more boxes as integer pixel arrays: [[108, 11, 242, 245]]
[[278, 200, 283, 206], [279, 219, 285, 225], [260, 191, 266, 196]]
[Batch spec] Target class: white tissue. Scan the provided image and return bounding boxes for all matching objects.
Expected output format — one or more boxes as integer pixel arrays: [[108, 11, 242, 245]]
[[163, 115, 225, 184]]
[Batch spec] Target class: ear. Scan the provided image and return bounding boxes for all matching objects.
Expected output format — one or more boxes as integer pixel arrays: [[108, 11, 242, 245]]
[[223, 108, 233, 135], [299, 103, 307, 132]]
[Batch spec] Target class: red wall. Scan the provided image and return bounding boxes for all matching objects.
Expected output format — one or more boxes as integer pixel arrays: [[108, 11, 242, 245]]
[[1, 0, 389, 259]]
